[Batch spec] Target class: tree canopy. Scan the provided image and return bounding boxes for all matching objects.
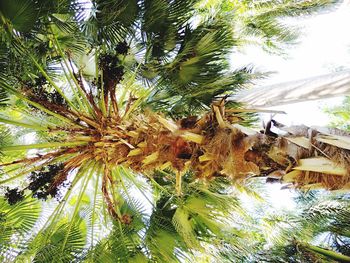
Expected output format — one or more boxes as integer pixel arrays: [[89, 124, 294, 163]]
[[1, 0, 350, 262]]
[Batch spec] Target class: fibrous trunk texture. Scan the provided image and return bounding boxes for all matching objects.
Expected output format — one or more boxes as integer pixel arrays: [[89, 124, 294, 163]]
[[3, 102, 350, 220], [117, 105, 350, 192]]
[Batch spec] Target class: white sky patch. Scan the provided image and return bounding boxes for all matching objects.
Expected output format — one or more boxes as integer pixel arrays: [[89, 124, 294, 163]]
[[231, 1, 350, 85], [264, 183, 297, 210], [260, 96, 344, 127], [76, 0, 93, 21], [22, 132, 37, 145], [20, 132, 40, 158]]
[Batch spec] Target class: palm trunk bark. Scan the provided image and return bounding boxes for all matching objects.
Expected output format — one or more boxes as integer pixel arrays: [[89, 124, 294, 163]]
[[121, 107, 350, 193]]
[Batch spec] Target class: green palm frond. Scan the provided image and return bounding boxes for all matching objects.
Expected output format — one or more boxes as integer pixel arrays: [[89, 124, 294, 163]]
[[25, 219, 87, 263], [200, 0, 338, 53], [252, 193, 350, 262], [0, 0, 39, 33], [301, 198, 350, 238], [85, 224, 144, 263], [82, 0, 139, 47], [0, 125, 13, 158], [146, 205, 187, 262], [142, 0, 198, 58], [0, 0, 82, 37], [250, 0, 339, 18], [84, 174, 148, 262], [325, 96, 350, 131], [0, 198, 41, 260], [0, 88, 8, 108], [242, 18, 299, 52], [146, 21, 251, 116]]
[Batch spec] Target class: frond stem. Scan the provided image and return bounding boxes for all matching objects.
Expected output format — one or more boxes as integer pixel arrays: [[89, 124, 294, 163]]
[[1, 141, 88, 151]]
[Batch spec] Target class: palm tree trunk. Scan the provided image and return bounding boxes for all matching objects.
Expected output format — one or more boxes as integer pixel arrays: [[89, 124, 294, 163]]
[[128, 108, 350, 192]]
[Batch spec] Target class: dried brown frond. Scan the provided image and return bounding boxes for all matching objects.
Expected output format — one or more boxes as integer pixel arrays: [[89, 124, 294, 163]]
[[294, 171, 350, 190]]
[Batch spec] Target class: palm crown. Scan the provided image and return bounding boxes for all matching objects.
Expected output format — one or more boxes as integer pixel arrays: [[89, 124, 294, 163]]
[[1, 0, 350, 262]]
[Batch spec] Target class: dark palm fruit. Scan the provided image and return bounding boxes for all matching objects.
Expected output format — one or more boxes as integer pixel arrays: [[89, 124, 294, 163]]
[[180, 116, 198, 129], [28, 163, 65, 200], [115, 41, 129, 55], [99, 54, 125, 88], [33, 191, 49, 200], [24, 76, 67, 111], [35, 42, 50, 56], [35, 75, 47, 86], [48, 90, 67, 107], [99, 54, 124, 78], [4, 187, 24, 205]]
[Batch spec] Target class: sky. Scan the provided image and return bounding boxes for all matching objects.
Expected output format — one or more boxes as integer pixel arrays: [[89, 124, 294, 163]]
[[232, 1, 350, 84], [231, 0, 350, 127]]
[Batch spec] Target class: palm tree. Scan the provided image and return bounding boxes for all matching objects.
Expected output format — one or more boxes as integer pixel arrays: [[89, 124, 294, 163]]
[[251, 191, 350, 262], [0, 0, 349, 262], [326, 96, 350, 131]]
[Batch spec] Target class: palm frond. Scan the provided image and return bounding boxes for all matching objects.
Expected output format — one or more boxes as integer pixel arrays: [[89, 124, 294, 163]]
[[0, 198, 41, 259], [0, 125, 12, 158], [0, 0, 39, 33], [146, 20, 246, 116], [142, 0, 198, 58], [26, 219, 87, 263], [82, 0, 139, 47], [0, 87, 9, 108], [202, 0, 339, 53], [251, 0, 339, 19]]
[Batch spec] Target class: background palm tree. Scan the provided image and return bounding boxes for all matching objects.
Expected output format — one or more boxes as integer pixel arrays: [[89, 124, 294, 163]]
[[250, 191, 350, 262], [326, 96, 350, 131], [1, 0, 349, 262]]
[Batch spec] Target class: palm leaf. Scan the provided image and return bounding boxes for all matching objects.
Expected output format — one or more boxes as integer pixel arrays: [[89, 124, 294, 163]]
[[0, 198, 41, 258], [82, 0, 139, 47], [28, 219, 87, 263], [0, 88, 9, 108]]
